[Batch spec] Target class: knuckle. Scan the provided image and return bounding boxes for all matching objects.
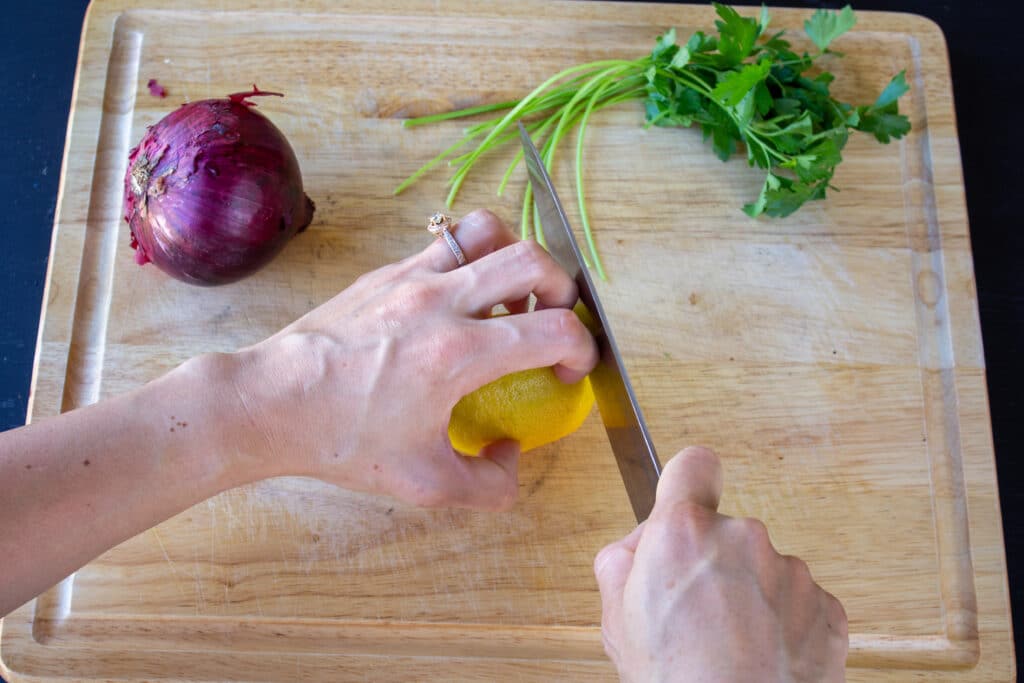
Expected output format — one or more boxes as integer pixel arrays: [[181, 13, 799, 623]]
[[508, 239, 548, 276], [433, 325, 478, 368], [785, 555, 813, 582], [549, 307, 586, 344], [657, 500, 715, 538], [666, 499, 710, 521], [823, 589, 847, 622], [462, 209, 509, 247], [519, 237, 548, 260], [465, 208, 501, 228], [826, 592, 849, 632], [735, 517, 773, 550]]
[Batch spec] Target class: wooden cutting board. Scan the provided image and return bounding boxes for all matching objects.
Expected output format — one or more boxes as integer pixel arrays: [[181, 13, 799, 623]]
[[1, 0, 1013, 680]]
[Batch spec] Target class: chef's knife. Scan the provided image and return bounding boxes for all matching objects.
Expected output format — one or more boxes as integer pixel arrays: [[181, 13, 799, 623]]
[[517, 122, 662, 522]]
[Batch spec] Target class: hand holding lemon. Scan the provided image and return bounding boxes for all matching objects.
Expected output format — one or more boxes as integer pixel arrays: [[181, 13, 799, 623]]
[[235, 210, 598, 511]]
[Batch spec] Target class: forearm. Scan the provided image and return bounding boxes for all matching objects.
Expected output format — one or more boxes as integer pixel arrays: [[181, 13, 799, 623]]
[[0, 352, 265, 616]]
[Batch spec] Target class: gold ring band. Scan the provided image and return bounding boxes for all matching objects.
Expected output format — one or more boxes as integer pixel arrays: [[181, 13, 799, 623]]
[[427, 213, 467, 267]]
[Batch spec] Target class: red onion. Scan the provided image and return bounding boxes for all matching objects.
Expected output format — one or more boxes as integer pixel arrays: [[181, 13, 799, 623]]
[[123, 86, 315, 285]]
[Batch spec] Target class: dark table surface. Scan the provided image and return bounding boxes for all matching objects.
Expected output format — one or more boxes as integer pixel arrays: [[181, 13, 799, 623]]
[[2, 0, 1021, 675]]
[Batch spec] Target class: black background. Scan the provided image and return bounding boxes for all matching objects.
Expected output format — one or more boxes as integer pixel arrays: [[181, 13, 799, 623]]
[[1, 0, 1020, 676]]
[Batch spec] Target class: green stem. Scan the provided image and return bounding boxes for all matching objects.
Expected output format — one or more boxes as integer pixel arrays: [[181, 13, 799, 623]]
[[393, 128, 483, 195], [531, 191, 549, 250], [448, 117, 548, 169], [537, 116, 594, 268], [657, 66, 714, 98], [575, 80, 618, 281], [498, 80, 645, 196], [497, 114, 561, 196], [521, 181, 537, 243], [402, 100, 520, 127], [445, 59, 639, 207], [548, 64, 638, 160]]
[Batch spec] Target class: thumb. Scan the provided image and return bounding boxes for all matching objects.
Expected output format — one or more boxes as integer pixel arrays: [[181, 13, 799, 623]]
[[436, 439, 521, 511], [655, 446, 723, 512]]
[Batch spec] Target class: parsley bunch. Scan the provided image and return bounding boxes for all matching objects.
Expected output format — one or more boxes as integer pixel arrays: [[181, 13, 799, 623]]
[[396, 4, 911, 278]]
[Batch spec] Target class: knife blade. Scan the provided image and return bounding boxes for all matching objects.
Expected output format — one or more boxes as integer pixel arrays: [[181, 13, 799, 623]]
[[517, 122, 662, 522]]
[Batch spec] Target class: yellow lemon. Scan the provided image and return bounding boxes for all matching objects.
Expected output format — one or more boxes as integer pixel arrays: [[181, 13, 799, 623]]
[[448, 367, 595, 455], [449, 302, 598, 455]]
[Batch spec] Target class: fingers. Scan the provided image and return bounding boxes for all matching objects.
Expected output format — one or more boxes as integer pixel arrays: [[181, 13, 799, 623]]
[[449, 239, 578, 316], [419, 210, 518, 272], [594, 522, 646, 658], [455, 308, 599, 395], [594, 522, 645, 580], [594, 543, 635, 606], [824, 590, 850, 678], [417, 210, 579, 317], [822, 589, 849, 641], [655, 446, 723, 512]]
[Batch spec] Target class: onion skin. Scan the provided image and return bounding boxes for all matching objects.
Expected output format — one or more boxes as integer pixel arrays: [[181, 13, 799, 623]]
[[123, 88, 315, 285]]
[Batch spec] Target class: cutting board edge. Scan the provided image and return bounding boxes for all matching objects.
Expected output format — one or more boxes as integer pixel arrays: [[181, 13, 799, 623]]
[[6, 0, 1014, 681]]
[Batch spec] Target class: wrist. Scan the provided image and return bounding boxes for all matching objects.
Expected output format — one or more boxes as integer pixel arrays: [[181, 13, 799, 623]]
[[157, 350, 280, 490]]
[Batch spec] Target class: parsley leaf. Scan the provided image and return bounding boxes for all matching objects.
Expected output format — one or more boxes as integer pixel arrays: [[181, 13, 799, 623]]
[[711, 60, 772, 106], [670, 47, 692, 69], [653, 28, 678, 59], [759, 4, 771, 34], [855, 108, 912, 143], [646, 3, 910, 216], [743, 173, 781, 217], [804, 5, 856, 52], [713, 2, 762, 66], [853, 72, 912, 142], [872, 70, 910, 109]]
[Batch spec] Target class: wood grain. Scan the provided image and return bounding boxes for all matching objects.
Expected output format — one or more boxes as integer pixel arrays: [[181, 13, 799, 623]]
[[1, 0, 1013, 680]]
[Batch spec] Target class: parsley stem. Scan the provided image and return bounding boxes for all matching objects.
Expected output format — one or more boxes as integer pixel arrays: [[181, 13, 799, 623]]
[[655, 67, 714, 98], [402, 100, 520, 127], [444, 60, 639, 207], [521, 181, 535, 241], [393, 127, 483, 196], [575, 77, 618, 281], [497, 115, 560, 196], [499, 81, 646, 196]]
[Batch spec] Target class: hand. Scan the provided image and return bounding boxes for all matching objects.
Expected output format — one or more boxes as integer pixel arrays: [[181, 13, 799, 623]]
[[594, 447, 848, 682], [227, 209, 599, 510]]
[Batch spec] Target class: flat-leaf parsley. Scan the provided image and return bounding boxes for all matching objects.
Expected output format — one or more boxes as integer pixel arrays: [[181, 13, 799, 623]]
[[396, 3, 911, 278]]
